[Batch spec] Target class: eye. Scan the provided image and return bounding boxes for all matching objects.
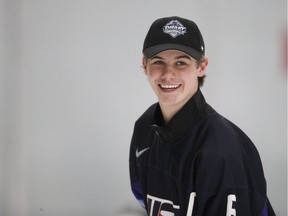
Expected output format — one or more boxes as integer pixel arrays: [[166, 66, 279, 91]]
[[153, 60, 164, 65], [176, 61, 187, 66]]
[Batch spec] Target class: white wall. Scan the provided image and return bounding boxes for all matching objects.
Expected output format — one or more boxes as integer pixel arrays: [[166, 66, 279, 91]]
[[0, 0, 4, 214], [1, 0, 286, 215], [1, 0, 24, 215]]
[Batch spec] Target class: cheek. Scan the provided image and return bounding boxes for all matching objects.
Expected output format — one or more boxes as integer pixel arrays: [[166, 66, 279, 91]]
[[182, 71, 199, 87], [146, 72, 158, 88], [146, 69, 160, 81], [182, 70, 197, 80]]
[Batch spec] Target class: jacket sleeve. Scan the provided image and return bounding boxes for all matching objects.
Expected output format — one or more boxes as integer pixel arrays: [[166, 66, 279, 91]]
[[129, 104, 157, 209], [188, 122, 275, 216], [192, 151, 269, 215], [129, 122, 145, 208]]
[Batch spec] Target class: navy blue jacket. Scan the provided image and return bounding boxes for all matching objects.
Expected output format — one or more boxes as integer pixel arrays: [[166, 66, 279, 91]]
[[129, 89, 275, 216]]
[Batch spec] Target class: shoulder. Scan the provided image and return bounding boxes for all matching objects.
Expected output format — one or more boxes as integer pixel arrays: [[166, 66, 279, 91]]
[[134, 103, 158, 128], [131, 103, 158, 142], [200, 113, 249, 142], [192, 114, 267, 206], [196, 112, 259, 159], [193, 113, 265, 183]]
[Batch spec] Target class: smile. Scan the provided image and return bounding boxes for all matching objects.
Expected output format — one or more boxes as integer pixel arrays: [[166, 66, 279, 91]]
[[159, 84, 181, 89]]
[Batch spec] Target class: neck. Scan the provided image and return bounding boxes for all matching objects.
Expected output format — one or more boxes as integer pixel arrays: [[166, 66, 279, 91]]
[[159, 103, 182, 124], [159, 89, 199, 124]]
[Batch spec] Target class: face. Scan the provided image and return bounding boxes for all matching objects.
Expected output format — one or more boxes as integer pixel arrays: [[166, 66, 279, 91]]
[[143, 50, 207, 111]]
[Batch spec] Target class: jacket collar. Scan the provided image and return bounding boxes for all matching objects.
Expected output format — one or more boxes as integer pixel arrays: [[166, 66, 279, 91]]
[[151, 89, 214, 143]]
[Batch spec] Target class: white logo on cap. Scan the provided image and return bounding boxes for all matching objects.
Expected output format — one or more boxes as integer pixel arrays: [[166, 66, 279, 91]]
[[163, 20, 187, 38]]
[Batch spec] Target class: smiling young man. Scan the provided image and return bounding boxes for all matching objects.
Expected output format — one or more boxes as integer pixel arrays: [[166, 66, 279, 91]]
[[129, 16, 275, 216], [143, 50, 207, 124]]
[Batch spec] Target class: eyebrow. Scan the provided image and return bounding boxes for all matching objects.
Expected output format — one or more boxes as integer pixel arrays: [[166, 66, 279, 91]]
[[149, 56, 162, 60], [175, 55, 192, 60]]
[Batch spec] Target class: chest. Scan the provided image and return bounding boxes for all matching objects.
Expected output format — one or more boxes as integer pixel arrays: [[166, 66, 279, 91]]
[[136, 130, 202, 215], [139, 131, 200, 192]]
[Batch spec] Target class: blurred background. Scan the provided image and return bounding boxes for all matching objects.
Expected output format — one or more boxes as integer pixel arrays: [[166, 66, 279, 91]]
[[0, 0, 286, 215]]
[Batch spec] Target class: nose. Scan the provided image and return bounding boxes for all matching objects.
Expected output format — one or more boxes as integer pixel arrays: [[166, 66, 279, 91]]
[[161, 65, 175, 80]]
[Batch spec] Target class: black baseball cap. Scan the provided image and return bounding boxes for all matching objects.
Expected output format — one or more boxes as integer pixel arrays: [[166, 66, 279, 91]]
[[143, 16, 205, 60]]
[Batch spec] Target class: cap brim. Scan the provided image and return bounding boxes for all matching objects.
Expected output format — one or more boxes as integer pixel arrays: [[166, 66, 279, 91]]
[[143, 43, 203, 60]]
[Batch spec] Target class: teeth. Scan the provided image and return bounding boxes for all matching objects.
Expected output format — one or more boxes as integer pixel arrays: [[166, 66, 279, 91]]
[[160, 84, 180, 89]]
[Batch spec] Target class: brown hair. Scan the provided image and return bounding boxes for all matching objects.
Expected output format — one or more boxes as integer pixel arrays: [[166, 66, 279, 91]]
[[196, 57, 207, 87]]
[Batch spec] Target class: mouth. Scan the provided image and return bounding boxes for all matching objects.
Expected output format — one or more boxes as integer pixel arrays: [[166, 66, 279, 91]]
[[159, 84, 181, 91]]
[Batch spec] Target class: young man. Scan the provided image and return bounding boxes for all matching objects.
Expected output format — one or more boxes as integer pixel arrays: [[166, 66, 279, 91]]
[[129, 16, 275, 216]]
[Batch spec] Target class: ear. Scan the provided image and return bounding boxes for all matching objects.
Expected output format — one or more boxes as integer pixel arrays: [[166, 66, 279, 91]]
[[142, 56, 148, 75], [198, 57, 208, 77]]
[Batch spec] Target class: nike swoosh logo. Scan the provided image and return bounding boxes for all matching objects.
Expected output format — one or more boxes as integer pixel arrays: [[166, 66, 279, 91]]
[[136, 147, 150, 158]]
